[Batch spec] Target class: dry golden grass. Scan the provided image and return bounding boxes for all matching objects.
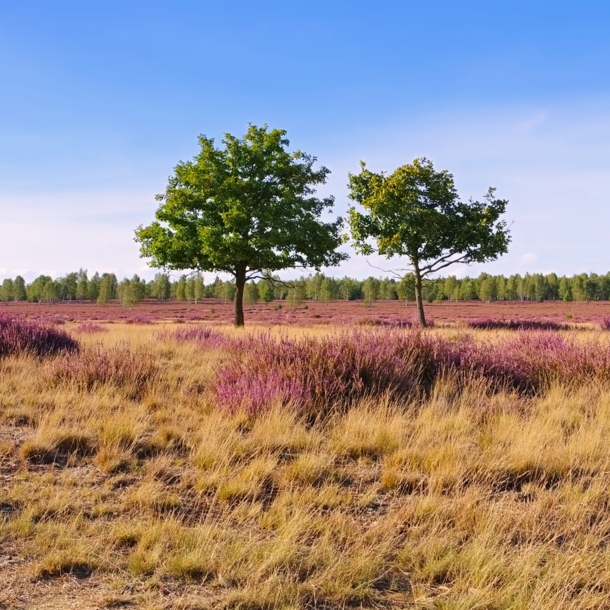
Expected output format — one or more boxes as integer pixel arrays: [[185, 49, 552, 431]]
[[2, 323, 610, 608]]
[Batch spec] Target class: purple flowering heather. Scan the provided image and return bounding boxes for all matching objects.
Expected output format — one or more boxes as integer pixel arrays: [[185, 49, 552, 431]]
[[0, 314, 79, 358], [49, 344, 158, 397], [467, 318, 571, 331], [125, 314, 154, 325], [211, 331, 610, 415], [213, 331, 441, 415], [75, 322, 107, 333], [157, 325, 231, 349]]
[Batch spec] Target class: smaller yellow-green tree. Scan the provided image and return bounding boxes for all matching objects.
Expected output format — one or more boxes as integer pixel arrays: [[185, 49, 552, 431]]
[[348, 158, 510, 326]]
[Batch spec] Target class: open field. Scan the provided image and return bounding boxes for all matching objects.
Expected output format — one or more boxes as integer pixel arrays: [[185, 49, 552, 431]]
[[4, 321, 610, 608], [1, 299, 610, 327]]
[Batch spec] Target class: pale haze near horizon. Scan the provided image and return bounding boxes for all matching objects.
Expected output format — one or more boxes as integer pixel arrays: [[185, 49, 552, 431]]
[[1, 1, 609, 283]]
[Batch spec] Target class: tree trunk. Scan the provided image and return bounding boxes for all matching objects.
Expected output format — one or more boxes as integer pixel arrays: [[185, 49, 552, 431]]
[[413, 266, 427, 327], [234, 267, 247, 327]]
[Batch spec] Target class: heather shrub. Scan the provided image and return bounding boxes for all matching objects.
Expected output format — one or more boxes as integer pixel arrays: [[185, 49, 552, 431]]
[[48, 344, 158, 397], [445, 333, 610, 394], [601, 317, 610, 330], [357, 317, 413, 328], [0, 314, 79, 358], [157, 325, 230, 349], [357, 317, 390, 326], [212, 331, 610, 415], [125, 314, 153, 325], [213, 331, 440, 415], [467, 318, 571, 331], [75, 322, 107, 333]]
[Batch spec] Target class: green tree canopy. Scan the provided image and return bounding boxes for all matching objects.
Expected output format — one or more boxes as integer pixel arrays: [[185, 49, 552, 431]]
[[0, 279, 14, 302], [117, 275, 145, 308], [244, 282, 260, 306], [76, 269, 89, 301], [97, 273, 117, 305], [347, 157, 510, 326], [319, 277, 335, 304], [135, 124, 347, 326], [13, 276, 26, 301], [258, 277, 275, 303], [150, 273, 171, 301]]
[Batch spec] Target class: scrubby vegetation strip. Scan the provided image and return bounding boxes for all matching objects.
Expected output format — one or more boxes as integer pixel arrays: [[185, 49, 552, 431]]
[[467, 318, 572, 331], [159, 326, 610, 415]]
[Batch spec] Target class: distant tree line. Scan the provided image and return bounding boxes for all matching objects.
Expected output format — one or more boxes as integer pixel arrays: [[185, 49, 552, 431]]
[[2, 269, 610, 307]]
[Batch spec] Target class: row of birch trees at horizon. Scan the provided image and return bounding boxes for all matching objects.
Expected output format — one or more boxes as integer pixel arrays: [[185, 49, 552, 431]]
[[2, 269, 610, 307]]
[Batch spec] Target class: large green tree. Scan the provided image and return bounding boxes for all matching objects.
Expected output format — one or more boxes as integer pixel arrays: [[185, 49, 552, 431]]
[[135, 125, 347, 326], [348, 157, 510, 326]]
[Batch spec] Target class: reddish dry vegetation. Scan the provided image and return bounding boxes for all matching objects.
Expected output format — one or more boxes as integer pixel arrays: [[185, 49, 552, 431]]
[[1, 298, 610, 326]]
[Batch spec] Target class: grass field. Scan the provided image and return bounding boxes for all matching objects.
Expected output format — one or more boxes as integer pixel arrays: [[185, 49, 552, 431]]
[[3, 320, 610, 609]]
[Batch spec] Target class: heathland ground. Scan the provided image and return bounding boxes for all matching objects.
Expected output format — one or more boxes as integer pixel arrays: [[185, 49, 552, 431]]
[[1, 299, 610, 326], [3, 316, 610, 608]]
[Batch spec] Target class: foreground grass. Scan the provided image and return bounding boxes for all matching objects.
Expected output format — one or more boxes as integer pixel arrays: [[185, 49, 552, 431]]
[[2, 325, 610, 608]]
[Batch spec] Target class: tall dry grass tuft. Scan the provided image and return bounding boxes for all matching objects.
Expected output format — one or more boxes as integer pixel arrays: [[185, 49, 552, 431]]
[[21, 429, 96, 464]]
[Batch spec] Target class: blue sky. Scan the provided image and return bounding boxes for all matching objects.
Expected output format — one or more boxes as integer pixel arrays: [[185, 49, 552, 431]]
[[1, 0, 609, 281]]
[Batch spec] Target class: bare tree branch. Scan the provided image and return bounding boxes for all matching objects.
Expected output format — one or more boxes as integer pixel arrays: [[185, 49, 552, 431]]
[[365, 259, 412, 279], [420, 254, 471, 276]]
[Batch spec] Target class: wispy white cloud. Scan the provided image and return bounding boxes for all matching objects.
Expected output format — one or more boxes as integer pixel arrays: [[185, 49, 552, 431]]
[[516, 111, 550, 133], [520, 253, 539, 265]]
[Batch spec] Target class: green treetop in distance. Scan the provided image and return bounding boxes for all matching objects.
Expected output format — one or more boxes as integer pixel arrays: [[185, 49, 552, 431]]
[[135, 124, 347, 326], [347, 157, 510, 327]]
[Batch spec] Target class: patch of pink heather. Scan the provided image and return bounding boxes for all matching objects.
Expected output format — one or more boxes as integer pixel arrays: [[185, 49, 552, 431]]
[[75, 322, 107, 333], [0, 314, 79, 358], [215, 368, 311, 416], [211, 331, 610, 416], [213, 331, 441, 415], [467, 318, 571, 331], [156, 325, 231, 349], [125, 314, 154, 325], [48, 344, 158, 398]]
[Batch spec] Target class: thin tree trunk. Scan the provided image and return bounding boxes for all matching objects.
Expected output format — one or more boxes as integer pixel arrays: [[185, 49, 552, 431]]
[[234, 267, 246, 327], [413, 266, 427, 327]]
